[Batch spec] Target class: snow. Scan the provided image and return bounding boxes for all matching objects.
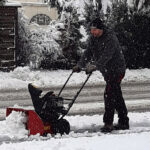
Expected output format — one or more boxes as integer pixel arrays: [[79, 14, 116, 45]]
[[0, 111, 28, 139], [1, 133, 150, 150], [0, 68, 149, 149], [0, 67, 150, 90], [0, 67, 150, 149], [80, 25, 88, 42], [6, 0, 22, 6], [1, 111, 150, 149], [1, 1, 150, 149]]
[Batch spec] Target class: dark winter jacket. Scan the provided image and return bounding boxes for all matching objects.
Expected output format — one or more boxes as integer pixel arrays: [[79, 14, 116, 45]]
[[78, 28, 126, 76]]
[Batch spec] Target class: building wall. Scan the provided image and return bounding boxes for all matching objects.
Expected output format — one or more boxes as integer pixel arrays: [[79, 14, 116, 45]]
[[10, 0, 58, 25], [22, 5, 58, 21]]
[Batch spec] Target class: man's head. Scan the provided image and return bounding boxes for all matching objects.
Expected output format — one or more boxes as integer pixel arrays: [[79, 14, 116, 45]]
[[90, 18, 104, 37]]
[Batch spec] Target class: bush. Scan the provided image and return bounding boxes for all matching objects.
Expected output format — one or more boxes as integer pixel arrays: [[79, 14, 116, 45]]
[[17, 11, 64, 69], [122, 13, 150, 68], [17, 2, 84, 70], [106, 0, 150, 69]]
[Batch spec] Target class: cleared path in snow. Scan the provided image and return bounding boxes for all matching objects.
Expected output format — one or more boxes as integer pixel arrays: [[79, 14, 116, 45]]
[[0, 81, 150, 120]]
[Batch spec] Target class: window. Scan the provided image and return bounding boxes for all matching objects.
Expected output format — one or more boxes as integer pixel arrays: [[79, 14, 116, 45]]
[[43, 0, 48, 3], [30, 14, 51, 25]]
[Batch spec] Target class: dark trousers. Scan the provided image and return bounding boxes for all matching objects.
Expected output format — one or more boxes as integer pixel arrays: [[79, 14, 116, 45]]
[[103, 73, 129, 125]]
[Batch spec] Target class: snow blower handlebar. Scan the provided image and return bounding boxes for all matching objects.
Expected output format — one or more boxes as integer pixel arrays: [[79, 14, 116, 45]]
[[58, 68, 88, 97], [60, 73, 92, 119], [58, 68, 89, 97], [58, 71, 74, 97], [59, 70, 92, 120]]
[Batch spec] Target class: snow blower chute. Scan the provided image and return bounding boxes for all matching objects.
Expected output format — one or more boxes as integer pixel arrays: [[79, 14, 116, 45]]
[[6, 71, 92, 136]]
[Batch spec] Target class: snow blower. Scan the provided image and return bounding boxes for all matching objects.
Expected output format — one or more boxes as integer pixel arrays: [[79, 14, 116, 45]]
[[6, 71, 92, 136]]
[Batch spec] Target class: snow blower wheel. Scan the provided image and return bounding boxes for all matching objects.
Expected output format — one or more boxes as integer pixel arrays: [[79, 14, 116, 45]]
[[51, 119, 70, 135]]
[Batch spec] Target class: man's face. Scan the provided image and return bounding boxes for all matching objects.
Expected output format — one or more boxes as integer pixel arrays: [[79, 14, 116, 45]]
[[90, 28, 103, 37]]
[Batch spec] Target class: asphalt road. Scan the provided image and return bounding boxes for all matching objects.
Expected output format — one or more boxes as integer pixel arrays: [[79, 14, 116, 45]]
[[0, 81, 150, 120]]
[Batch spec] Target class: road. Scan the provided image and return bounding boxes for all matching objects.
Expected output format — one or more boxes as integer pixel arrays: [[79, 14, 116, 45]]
[[0, 81, 150, 120]]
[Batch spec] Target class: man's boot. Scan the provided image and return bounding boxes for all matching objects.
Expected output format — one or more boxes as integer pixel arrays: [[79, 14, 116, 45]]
[[114, 119, 129, 130], [101, 124, 114, 133]]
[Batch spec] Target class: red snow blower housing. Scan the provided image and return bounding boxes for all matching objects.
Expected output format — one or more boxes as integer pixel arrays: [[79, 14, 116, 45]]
[[6, 71, 92, 136]]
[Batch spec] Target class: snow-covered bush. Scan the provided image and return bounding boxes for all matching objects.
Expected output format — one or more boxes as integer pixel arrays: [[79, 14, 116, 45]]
[[0, 0, 6, 5], [55, 0, 103, 65], [17, 0, 89, 69], [17, 10, 63, 69], [52, 0, 86, 64], [59, 7, 83, 63], [17, 0, 104, 69]]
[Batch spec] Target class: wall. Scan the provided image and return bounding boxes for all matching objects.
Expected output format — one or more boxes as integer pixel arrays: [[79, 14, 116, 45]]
[[9, 0, 58, 24], [21, 4, 58, 21]]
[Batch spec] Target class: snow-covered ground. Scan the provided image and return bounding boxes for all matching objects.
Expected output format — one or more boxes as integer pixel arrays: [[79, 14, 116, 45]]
[[0, 111, 150, 149], [0, 67, 150, 149], [1, 0, 150, 149], [0, 67, 150, 90]]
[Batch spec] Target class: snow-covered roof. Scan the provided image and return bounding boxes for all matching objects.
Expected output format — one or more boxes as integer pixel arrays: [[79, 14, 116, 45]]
[[6, 0, 49, 7], [20, 2, 48, 7], [5, 1, 22, 7]]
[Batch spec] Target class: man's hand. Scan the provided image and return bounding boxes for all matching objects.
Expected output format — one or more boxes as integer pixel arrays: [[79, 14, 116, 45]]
[[86, 64, 96, 74], [72, 65, 81, 73]]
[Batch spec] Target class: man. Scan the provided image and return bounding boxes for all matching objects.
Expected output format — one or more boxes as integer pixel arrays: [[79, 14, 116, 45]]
[[73, 18, 129, 133]]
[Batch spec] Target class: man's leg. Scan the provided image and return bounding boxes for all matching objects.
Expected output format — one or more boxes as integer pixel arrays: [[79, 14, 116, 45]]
[[114, 74, 129, 129], [103, 80, 115, 125], [101, 75, 116, 132], [102, 74, 129, 132]]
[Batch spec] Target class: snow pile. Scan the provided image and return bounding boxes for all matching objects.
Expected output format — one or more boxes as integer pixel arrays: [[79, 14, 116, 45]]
[[124, 69, 150, 82], [6, 0, 21, 6], [1, 132, 150, 150], [1, 112, 150, 139], [1, 112, 150, 149], [0, 67, 150, 90], [0, 111, 28, 139]]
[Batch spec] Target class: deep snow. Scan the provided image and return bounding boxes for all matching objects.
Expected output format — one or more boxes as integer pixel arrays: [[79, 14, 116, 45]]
[[0, 111, 150, 149], [0, 67, 150, 90], [1, 0, 150, 149], [0, 67, 150, 149]]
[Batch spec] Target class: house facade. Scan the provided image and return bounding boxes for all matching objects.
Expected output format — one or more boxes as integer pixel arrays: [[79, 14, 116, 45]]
[[11, 0, 58, 25]]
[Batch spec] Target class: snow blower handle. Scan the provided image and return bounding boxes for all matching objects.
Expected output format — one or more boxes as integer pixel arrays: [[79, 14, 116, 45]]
[[58, 68, 87, 97], [59, 72, 92, 120], [58, 71, 74, 97], [67, 73, 92, 111]]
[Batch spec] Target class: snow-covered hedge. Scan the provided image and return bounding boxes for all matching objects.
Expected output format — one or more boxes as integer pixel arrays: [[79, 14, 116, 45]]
[[0, 0, 6, 5], [17, 11, 64, 69], [17, 1, 87, 70]]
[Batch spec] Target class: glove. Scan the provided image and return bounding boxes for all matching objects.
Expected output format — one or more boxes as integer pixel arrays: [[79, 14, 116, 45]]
[[72, 65, 81, 73], [86, 64, 96, 74]]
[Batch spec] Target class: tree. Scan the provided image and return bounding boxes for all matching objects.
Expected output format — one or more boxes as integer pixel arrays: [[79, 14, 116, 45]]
[[0, 0, 6, 5], [83, 0, 102, 34], [48, 0, 84, 66], [48, 0, 63, 15], [131, 0, 150, 11], [17, 11, 63, 69], [59, 6, 83, 65], [106, 0, 150, 69]]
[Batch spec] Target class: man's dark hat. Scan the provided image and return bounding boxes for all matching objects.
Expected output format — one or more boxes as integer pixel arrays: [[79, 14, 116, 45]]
[[90, 18, 104, 29]]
